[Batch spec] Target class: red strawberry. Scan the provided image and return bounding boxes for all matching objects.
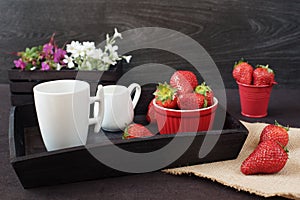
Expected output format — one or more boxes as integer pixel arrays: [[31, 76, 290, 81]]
[[146, 98, 156, 123], [232, 59, 254, 85], [195, 82, 214, 106], [170, 70, 198, 94], [177, 93, 206, 110], [153, 82, 178, 109], [241, 140, 288, 175], [253, 64, 275, 86], [122, 124, 153, 139], [260, 121, 289, 147]]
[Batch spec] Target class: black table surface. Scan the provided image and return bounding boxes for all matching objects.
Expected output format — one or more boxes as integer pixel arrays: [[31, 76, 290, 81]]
[[1, 84, 298, 200]]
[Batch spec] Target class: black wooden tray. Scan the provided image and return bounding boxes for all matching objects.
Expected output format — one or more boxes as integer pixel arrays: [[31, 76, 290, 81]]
[[9, 87, 248, 188]]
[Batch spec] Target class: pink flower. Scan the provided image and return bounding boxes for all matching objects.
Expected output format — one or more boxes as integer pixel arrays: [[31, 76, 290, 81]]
[[13, 58, 26, 70], [43, 43, 54, 57], [41, 62, 50, 71], [53, 48, 66, 63]]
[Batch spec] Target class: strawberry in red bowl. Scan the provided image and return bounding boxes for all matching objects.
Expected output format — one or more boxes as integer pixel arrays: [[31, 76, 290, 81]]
[[170, 70, 198, 95], [152, 70, 218, 134], [153, 96, 218, 134]]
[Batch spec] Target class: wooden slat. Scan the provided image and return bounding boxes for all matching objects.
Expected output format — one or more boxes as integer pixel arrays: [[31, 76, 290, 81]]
[[1, 1, 300, 88]]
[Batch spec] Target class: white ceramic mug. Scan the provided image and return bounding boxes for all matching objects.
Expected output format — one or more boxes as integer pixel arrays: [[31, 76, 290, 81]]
[[33, 80, 104, 151], [97, 83, 141, 132]]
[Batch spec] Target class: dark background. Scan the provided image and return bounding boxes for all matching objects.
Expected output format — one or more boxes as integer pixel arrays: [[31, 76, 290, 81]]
[[1, 0, 300, 88], [1, 1, 299, 198]]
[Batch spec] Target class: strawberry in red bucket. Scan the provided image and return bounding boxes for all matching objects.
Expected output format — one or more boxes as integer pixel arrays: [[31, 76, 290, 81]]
[[232, 58, 277, 118], [232, 59, 254, 85], [253, 64, 276, 86]]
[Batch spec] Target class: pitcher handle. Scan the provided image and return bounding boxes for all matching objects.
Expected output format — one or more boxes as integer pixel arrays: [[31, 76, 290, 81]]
[[128, 83, 141, 109], [89, 85, 104, 133]]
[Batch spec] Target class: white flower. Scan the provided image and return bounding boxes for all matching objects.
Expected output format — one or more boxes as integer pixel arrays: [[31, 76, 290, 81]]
[[83, 41, 95, 49], [110, 51, 119, 60], [64, 28, 131, 71], [123, 55, 132, 63], [102, 54, 115, 65], [63, 55, 75, 68], [87, 48, 103, 59], [74, 46, 85, 58], [106, 34, 110, 44], [106, 44, 118, 53], [82, 41, 96, 53], [81, 60, 92, 70], [66, 41, 81, 54], [56, 63, 62, 70], [113, 28, 122, 39], [66, 41, 85, 58]]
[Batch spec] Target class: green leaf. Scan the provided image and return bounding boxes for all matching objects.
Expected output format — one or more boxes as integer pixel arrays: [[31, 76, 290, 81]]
[[274, 120, 289, 131]]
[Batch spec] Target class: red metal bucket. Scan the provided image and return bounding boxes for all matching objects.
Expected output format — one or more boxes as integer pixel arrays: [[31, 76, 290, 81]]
[[237, 81, 273, 118]]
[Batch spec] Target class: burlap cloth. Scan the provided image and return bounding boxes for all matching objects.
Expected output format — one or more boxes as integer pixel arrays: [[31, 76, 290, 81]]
[[163, 121, 300, 199]]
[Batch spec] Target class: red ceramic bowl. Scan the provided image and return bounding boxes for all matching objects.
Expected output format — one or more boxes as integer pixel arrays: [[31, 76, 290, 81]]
[[153, 97, 218, 134]]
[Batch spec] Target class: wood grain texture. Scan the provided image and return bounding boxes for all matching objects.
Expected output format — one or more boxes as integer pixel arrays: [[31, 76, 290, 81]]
[[1, 0, 300, 88]]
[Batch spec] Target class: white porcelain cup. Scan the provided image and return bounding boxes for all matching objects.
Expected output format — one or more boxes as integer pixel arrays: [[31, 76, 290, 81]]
[[33, 80, 104, 151], [98, 83, 141, 132]]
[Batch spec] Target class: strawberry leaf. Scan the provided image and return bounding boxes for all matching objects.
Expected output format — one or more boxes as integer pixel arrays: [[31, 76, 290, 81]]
[[274, 120, 289, 131]]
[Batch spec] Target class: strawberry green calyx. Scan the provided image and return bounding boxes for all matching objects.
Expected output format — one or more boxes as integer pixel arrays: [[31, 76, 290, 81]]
[[153, 82, 177, 103], [122, 125, 130, 139], [233, 58, 247, 69], [195, 82, 211, 96], [203, 99, 208, 108], [276, 140, 289, 154], [256, 64, 274, 74], [275, 120, 289, 131], [284, 146, 289, 154]]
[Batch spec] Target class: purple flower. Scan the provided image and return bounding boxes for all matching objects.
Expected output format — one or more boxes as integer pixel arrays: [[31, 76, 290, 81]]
[[41, 62, 50, 71], [53, 48, 66, 63], [43, 43, 54, 57], [13, 58, 26, 70]]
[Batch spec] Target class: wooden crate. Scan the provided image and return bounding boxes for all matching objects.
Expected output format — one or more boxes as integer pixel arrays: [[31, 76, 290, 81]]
[[8, 62, 123, 106]]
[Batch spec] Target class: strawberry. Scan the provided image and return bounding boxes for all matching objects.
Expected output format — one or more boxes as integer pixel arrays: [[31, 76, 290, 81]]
[[146, 98, 156, 123], [260, 120, 289, 147], [253, 64, 275, 86], [232, 59, 254, 85], [153, 82, 178, 109], [177, 93, 206, 110], [195, 82, 214, 106], [241, 140, 288, 175], [170, 70, 198, 94], [122, 124, 153, 139]]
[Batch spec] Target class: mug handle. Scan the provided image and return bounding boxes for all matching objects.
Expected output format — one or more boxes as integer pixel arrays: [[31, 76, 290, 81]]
[[128, 83, 141, 109], [89, 85, 104, 133]]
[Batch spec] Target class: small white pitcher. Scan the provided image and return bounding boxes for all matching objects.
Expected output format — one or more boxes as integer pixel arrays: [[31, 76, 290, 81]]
[[98, 83, 141, 132]]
